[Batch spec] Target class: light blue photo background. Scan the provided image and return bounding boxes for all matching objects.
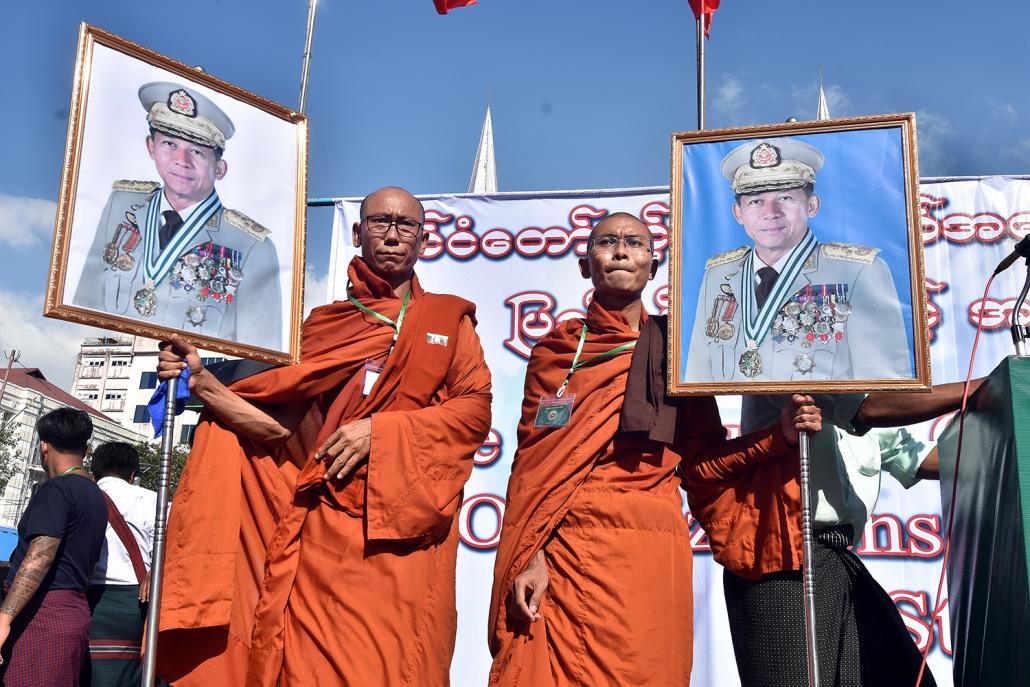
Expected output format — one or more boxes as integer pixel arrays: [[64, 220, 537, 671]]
[[677, 126, 917, 383]]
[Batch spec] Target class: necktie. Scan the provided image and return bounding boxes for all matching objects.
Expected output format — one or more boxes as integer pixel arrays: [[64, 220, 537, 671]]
[[755, 266, 779, 309], [158, 210, 184, 251]]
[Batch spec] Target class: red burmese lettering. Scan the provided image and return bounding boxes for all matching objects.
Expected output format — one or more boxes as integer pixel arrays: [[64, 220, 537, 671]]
[[640, 200, 671, 258], [446, 228, 479, 260], [1009, 211, 1030, 239], [685, 513, 712, 551], [515, 227, 546, 257], [906, 514, 944, 557], [941, 214, 976, 243], [653, 285, 669, 315], [934, 597, 953, 655], [969, 297, 1030, 329], [919, 195, 946, 244], [458, 493, 505, 550], [568, 204, 607, 229], [504, 291, 556, 359], [421, 210, 454, 260], [541, 226, 572, 256], [891, 590, 932, 652], [481, 228, 514, 259], [971, 212, 1006, 242], [475, 428, 502, 466]]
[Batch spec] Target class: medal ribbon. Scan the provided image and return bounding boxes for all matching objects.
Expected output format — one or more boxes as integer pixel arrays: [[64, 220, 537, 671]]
[[556, 324, 637, 397], [347, 281, 412, 348], [740, 231, 817, 347], [143, 189, 222, 285]]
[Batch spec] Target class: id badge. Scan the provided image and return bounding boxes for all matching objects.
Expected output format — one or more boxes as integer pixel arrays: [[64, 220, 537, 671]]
[[361, 360, 384, 397], [534, 394, 575, 429]]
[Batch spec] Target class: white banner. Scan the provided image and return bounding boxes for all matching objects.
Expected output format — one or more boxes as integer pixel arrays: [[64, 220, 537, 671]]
[[327, 177, 1030, 686]]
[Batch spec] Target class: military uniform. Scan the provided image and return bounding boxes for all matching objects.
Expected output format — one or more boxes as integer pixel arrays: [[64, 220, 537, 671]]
[[685, 237, 911, 382], [73, 180, 282, 352]]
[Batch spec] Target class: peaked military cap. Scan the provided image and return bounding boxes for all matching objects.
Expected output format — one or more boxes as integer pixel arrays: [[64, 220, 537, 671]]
[[139, 81, 235, 150], [720, 138, 825, 196]]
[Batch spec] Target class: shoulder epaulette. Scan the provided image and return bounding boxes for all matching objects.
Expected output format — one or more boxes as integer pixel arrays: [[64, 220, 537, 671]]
[[705, 245, 750, 269], [223, 208, 270, 241], [112, 179, 160, 194], [821, 242, 880, 264]]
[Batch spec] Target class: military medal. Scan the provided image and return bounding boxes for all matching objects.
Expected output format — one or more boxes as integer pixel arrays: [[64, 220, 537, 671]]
[[133, 285, 158, 317], [739, 342, 762, 378], [186, 305, 207, 327], [115, 253, 135, 271], [794, 352, 815, 375], [707, 284, 738, 340]]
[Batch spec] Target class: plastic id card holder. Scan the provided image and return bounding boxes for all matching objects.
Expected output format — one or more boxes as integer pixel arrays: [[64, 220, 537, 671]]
[[534, 394, 575, 429], [361, 360, 384, 397]]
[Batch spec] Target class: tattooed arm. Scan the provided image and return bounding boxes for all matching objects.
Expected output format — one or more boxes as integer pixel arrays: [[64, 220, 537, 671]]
[[0, 535, 60, 660]]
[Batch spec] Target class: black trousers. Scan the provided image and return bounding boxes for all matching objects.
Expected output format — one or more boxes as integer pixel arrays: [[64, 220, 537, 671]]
[[723, 525, 937, 687]]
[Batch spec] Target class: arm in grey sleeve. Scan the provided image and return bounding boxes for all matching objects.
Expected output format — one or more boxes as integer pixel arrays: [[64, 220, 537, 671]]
[[877, 427, 926, 488], [72, 192, 116, 310], [684, 272, 713, 382], [236, 237, 283, 351], [848, 256, 911, 379]]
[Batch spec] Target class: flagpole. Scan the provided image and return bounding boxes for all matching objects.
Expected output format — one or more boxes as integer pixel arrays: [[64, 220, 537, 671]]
[[299, 0, 318, 114], [696, 14, 705, 130]]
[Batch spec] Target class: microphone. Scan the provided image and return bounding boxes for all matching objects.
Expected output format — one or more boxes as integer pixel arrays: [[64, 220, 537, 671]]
[[993, 236, 1030, 275]]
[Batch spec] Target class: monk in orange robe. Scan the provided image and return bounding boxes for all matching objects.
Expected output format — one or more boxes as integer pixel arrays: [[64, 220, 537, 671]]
[[488, 213, 821, 686], [154, 187, 492, 686]]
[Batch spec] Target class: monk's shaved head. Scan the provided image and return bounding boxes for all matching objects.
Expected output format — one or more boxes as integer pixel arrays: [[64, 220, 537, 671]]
[[359, 186, 425, 222], [590, 212, 652, 246]]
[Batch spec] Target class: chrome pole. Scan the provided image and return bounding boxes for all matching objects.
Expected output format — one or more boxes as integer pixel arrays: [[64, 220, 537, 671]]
[[140, 377, 176, 686], [298, 0, 318, 114], [799, 429, 820, 687]]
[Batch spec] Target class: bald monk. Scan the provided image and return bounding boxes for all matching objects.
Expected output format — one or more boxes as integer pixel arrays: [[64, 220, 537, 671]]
[[488, 213, 822, 686], [154, 187, 492, 686]]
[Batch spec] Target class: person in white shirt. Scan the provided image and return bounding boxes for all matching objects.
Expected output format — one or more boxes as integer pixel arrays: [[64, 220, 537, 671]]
[[87, 442, 156, 687]]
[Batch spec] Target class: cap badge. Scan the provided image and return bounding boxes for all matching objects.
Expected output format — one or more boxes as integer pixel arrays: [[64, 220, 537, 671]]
[[749, 143, 780, 169], [168, 89, 197, 118]]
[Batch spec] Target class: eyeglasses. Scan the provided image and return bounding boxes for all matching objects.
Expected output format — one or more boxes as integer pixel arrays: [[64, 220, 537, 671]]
[[363, 215, 423, 239], [588, 234, 653, 254]]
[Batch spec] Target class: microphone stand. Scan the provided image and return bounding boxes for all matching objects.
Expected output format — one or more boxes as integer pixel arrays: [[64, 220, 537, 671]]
[[799, 429, 820, 687], [1011, 259, 1030, 356]]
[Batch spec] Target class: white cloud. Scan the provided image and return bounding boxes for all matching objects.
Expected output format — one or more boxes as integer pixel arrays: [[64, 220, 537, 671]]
[[914, 110, 955, 175], [1014, 139, 1030, 163], [303, 266, 330, 319], [990, 100, 1017, 122], [0, 193, 56, 248], [0, 290, 108, 390], [710, 76, 747, 125]]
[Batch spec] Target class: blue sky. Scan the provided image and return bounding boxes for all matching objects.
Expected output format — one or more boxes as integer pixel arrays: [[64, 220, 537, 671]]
[[3, 0, 1029, 386]]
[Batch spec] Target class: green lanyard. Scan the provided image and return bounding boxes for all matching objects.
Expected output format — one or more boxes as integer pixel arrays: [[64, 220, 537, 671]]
[[58, 466, 85, 477], [556, 325, 637, 397], [347, 282, 412, 348]]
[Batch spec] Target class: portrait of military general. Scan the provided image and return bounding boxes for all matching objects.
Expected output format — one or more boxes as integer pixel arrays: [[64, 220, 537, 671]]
[[669, 115, 930, 394], [48, 27, 307, 363]]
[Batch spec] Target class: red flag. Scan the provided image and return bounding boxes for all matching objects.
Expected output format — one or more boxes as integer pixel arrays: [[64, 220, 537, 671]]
[[688, 0, 720, 38], [435, 0, 477, 14]]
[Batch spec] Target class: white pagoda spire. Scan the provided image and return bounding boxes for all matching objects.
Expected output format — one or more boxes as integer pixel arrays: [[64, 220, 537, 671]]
[[468, 95, 498, 193], [817, 66, 831, 121]]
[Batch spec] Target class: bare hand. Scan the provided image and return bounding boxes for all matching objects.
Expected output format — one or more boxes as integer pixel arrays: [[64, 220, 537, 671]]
[[158, 334, 204, 391], [511, 551, 549, 623], [315, 418, 372, 481], [0, 617, 11, 663], [138, 570, 151, 603], [780, 394, 822, 447]]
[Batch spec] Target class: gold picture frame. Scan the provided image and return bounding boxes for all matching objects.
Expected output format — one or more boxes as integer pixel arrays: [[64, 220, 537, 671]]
[[668, 113, 931, 395], [45, 23, 308, 364]]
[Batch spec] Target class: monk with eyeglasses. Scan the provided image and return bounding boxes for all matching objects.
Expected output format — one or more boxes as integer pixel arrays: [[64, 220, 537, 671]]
[[488, 212, 821, 685], [155, 186, 492, 686]]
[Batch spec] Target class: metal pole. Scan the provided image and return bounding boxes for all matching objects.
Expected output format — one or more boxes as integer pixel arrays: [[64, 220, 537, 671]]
[[1010, 261, 1030, 356], [798, 430, 820, 687], [696, 14, 705, 130], [0, 351, 20, 421], [140, 377, 177, 686], [298, 0, 318, 114]]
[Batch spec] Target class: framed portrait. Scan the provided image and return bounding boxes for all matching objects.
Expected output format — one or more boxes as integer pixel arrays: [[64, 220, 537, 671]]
[[45, 24, 308, 364], [668, 113, 930, 395]]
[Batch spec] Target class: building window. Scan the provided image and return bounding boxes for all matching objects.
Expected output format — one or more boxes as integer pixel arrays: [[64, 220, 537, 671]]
[[111, 359, 129, 366], [139, 372, 158, 389], [180, 424, 197, 445], [79, 392, 99, 401], [201, 357, 227, 367], [104, 392, 125, 400], [85, 360, 104, 367], [133, 405, 150, 424]]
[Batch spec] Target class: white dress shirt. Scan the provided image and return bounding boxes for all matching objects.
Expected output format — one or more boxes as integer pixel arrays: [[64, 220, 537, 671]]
[[741, 394, 927, 544], [92, 476, 157, 586]]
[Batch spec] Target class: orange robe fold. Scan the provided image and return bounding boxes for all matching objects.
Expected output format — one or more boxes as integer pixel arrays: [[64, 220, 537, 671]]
[[157, 257, 492, 686], [488, 301, 788, 686]]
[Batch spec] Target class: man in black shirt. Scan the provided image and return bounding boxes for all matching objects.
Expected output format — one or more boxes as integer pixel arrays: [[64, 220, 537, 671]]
[[0, 408, 108, 686]]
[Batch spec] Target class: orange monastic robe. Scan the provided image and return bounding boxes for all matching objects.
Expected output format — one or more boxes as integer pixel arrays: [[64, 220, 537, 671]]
[[156, 257, 492, 686], [488, 301, 789, 686]]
